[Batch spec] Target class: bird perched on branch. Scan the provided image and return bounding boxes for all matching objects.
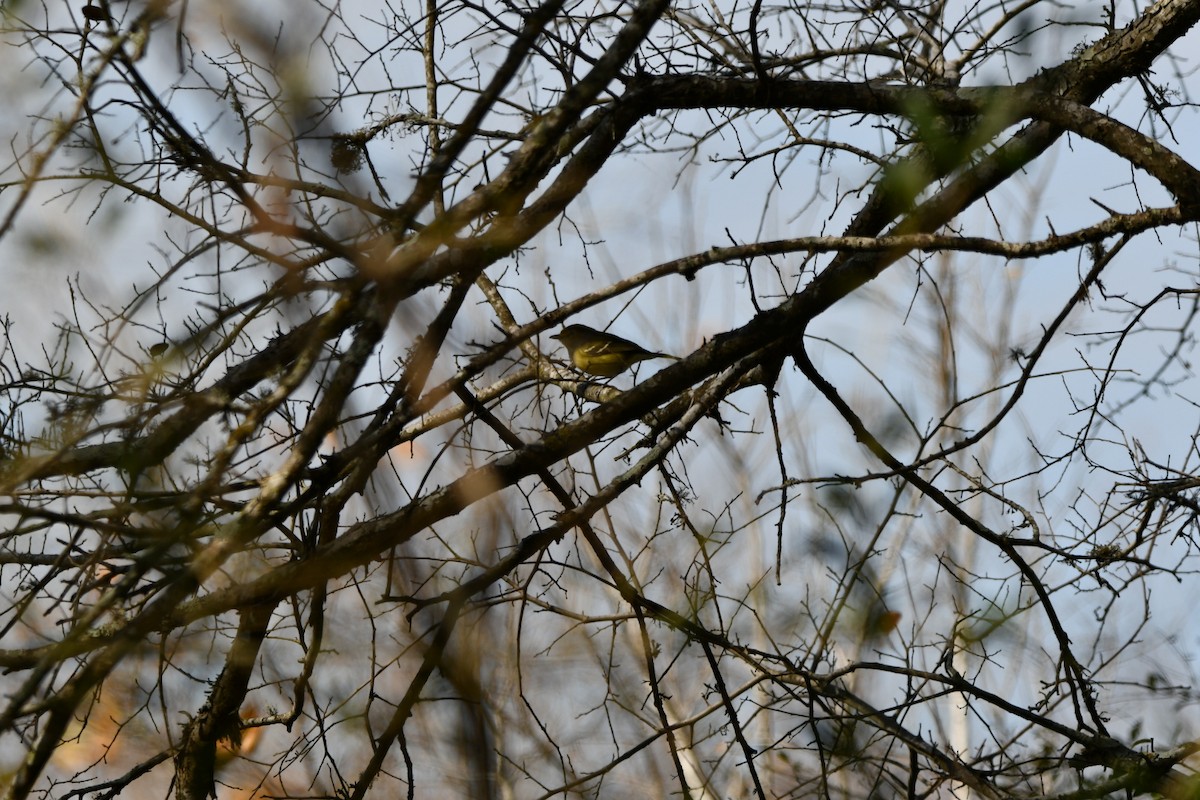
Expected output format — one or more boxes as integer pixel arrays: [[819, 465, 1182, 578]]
[[551, 324, 679, 377]]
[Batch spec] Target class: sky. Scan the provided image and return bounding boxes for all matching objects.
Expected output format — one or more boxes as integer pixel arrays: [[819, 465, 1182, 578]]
[[3, 0, 1200, 790]]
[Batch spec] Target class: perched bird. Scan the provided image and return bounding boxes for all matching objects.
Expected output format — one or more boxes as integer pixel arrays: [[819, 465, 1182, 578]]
[[551, 324, 679, 377]]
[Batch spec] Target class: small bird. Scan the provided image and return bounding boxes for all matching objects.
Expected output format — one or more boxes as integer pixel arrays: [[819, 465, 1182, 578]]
[[551, 324, 679, 377]]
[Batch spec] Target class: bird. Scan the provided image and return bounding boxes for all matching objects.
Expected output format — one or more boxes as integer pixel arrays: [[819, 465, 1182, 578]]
[[550, 324, 679, 377]]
